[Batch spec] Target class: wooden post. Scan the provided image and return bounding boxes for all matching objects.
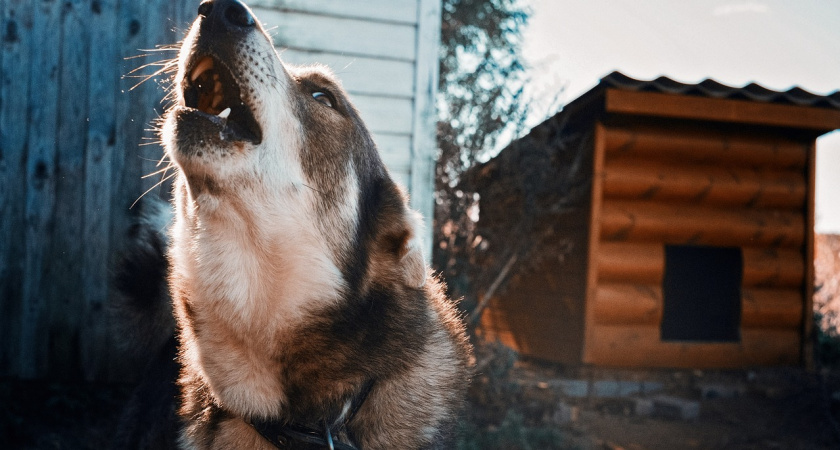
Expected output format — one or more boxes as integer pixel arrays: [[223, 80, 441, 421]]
[[582, 123, 607, 364], [410, 0, 442, 262], [803, 141, 817, 369]]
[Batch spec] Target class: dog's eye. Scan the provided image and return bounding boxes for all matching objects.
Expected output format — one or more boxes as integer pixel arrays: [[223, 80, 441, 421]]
[[312, 91, 334, 108]]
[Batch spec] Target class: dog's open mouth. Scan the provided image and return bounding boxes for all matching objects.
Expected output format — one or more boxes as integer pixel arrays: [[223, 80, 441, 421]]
[[183, 55, 262, 144]]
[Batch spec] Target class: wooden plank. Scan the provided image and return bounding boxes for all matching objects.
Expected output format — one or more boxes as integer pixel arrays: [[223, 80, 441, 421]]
[[80, 0, 120, 382], [256, 8, 417, 61], [112, 0, 165, 262], [390, 169, 410, 190], [600, 200, 804, 248], [582, 124, 607, 364], [742, 288, 802, 329], [172, 0, 197, 35], [742, 247, 804, 288], [372, 133, 412, 172], [593, 284, 801, 329], [19, 0, 62, 378], [410, 0, 442, 261], [803, 141, 817, 368], [352, 94, 414, 135], [593, 283, 662, 326], [247, 0, 418, 25], [278, 49, 415, 98], [605, 88, 840, 132], [0, 0, 32, 377], [603, 125, 807, 169], [603, 158, 806, 208], [598, 242, 804, 288], [597, 242, 663, 284], [48, 0, 90, 378], [585, 325, 800, 368]]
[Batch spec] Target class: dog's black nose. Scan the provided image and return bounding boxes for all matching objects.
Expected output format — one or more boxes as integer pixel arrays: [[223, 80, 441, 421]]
[[198, 0, 255, 30]]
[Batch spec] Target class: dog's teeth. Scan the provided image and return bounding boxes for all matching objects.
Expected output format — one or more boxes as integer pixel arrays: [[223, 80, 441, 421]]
[[190, 57, 214, 82], [217, 107, 231, 119]]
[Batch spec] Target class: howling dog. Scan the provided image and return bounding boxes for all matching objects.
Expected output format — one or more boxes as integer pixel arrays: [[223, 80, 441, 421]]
[[115, 0, 473, 449]]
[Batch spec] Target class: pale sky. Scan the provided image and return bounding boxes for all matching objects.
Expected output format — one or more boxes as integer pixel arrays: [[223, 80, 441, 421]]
[[521, 0, 840, 232]]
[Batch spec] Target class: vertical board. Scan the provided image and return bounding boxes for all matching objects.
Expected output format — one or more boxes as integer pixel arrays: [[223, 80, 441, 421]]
[[410, 0, 442, 260], [0, 0, 31, 376], [19, 0, 62, 379], [49, 0, 90, 378], [581, 123, 607, 364], [803, 142, 817, 368], [82, 0, 119, 381]]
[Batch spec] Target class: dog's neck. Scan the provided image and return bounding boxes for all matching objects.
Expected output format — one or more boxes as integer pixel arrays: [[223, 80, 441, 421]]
[[172, 178, 347, 328], [170, 177, 351, 418]]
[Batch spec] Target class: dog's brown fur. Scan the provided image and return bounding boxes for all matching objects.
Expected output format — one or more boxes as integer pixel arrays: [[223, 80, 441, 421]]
[[152, 1, 473, 448]]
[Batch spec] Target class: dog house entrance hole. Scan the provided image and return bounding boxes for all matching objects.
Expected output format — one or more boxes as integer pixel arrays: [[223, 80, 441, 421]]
[[661, 245, 742, 342]]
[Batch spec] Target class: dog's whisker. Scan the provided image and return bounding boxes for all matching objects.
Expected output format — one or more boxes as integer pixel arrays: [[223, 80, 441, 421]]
[[137, 45, 180, 53], [130, 171, 177, 209], [127, 59, 177, 74], [156, 154, 172, 167], [142, 165, 175, 179]]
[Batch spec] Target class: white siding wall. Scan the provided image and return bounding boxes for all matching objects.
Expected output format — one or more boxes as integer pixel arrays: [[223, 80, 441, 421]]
[[248, 0, 441, 258]]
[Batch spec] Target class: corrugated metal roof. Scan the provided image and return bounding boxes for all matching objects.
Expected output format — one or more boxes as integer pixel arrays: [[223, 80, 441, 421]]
[[600, 71, 840, 110]]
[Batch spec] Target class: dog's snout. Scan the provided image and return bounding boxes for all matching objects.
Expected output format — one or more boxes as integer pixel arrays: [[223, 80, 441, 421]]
[[197, 0, 255, 31]]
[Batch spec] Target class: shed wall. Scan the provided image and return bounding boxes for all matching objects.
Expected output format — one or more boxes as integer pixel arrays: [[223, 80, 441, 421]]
[[251, 0, 441, 256], [1, 0, 196, 381], [0, 0, 439, 381], [583, 121, 810, 368]]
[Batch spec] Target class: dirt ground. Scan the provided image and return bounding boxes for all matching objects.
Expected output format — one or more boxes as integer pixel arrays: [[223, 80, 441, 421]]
[[2, 362, 839, 449], [459, 340, 840, 449], [506, 360, 840, 450]]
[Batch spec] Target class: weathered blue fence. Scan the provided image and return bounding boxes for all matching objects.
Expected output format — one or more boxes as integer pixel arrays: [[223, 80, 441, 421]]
[[1, 0, 195, 381]]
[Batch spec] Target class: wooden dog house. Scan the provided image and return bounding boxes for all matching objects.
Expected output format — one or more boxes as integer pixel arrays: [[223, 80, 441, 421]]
[[471, 72, 840, 368]]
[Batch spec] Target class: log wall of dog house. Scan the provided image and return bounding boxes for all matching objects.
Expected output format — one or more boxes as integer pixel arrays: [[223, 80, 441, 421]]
[[582, 121, 813, 368], [471, 76, 839, 368]]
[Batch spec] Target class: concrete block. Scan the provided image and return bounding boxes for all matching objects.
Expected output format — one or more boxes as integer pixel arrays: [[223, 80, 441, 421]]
[[552, 401, 579, 425], [634, 398, 654, 417], [593, 380, 620, 397], [641, 381, 664, 395], [552, 379, 589, 398], [618, 381, 643, 397], [593, 380, 648, 398], [652, 395, 700, 421], [698, 382, 745, 399]]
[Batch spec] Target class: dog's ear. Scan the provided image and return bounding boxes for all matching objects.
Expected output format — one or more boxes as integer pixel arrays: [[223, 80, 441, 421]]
[[398, 210, 427, 288]]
